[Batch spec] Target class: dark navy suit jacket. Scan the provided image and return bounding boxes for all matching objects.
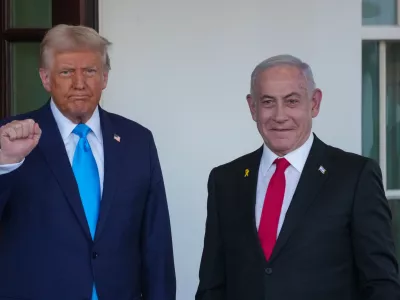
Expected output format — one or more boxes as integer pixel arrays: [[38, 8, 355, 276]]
[[0, 103, 176, 300]]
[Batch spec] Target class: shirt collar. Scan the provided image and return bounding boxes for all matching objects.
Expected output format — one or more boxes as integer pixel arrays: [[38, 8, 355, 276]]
[[260, 133, 314, 175], [50, 99, 103, 144]]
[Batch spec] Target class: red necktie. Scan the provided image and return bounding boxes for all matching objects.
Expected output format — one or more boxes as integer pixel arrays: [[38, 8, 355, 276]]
[[258, 157, 290, 260]]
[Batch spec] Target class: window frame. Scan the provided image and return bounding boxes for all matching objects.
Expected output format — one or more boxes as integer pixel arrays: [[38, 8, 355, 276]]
[[362, 0, 400, 199]]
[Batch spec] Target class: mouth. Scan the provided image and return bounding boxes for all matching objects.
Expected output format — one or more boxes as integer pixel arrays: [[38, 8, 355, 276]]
[[271, 128, 293, 132], [70, 95, 90, 100]]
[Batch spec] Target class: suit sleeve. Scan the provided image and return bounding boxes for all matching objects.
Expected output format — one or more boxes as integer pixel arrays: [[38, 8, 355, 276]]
[[352, 158, 400, 299], [140, 133, 176, 300], [195, 168, 226, 300]]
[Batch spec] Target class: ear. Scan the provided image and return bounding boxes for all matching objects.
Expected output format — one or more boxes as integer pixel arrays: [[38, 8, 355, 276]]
[[39, 68, 51, 92], [102, 71, 109, 90], [246, 94, 257, 122], [311, 88, 322, 118]]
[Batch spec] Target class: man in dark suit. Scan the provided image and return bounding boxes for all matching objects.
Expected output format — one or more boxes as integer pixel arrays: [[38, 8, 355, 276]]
[[196, 54, 400, 300], [0, 24, 175, 300]]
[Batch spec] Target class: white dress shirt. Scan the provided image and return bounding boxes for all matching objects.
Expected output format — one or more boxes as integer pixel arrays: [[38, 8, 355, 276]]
[[255, 133, 314, 237], [0, 100, 104, 194]]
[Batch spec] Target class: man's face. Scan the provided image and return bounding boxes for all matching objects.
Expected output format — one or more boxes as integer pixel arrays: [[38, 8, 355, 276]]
[[247, 65, 322, 156], [39, 50, 108, 123]]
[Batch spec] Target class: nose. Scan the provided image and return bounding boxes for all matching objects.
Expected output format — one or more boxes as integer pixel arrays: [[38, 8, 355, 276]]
[[273, 103, 288, 123], [72, 72, 86, 90]]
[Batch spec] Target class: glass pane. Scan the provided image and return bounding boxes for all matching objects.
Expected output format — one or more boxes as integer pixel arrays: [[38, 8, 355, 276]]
[[10, 0, 52, 28], [362, 41, 380, 163], [389, 200, 400, 262], [386, 42, 400, 190], [11, 42, 50, 115], [362, 0, 397, 25]]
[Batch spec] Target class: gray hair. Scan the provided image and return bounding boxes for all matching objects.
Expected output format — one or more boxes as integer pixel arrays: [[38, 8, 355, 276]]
[[250, 54, 316, 97], [40, 24, 112, 71]]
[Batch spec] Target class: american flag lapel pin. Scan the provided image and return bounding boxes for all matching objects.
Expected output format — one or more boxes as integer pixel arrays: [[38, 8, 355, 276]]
[[114, 134, 121, 142], [318, 165, 326, 174]]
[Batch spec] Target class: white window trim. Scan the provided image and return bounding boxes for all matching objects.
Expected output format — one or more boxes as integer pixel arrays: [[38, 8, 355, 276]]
[[362, 1, 400, 199], [386, 190, 400, 200], [362, 26, 400, 40]]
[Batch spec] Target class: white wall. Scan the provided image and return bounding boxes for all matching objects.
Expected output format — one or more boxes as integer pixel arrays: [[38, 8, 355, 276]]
[[99, 0, 361, 298]]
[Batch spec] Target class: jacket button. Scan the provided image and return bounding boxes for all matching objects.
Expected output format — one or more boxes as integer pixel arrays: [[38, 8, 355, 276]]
[[92, 252, 98, 259], [265, 267, 272, 275]]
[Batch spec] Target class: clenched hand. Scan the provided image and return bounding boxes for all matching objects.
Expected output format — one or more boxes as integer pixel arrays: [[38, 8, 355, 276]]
[[0, 119, 42, 165]]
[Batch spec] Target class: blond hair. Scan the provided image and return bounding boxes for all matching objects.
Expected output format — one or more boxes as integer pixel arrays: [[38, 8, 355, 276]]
[[40, 24, 112, 71]]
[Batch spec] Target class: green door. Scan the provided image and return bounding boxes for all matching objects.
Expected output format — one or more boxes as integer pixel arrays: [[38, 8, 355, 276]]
[[10, 0, 52, 115]]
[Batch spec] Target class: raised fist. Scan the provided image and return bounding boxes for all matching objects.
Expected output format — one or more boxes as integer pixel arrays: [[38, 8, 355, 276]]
[[0, 119, 42, 165]]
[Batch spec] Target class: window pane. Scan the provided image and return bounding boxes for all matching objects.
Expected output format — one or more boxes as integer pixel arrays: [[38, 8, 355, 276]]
[[362, 41, 380, 163], [11, 42, 49, 115], [10, 0, 52, 28], [362, 0, 397, 25], [386, 42, 400, 190], [389, 199, 400, 262]]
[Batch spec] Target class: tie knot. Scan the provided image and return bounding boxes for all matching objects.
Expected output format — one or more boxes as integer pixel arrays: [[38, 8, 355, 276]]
[[73, 123, 91, 139], [274, 157, 290, 172]]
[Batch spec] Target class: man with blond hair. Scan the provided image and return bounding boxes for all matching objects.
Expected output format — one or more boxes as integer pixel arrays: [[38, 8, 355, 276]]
[[0, 24, 175, 300], [196, 54, 400, 300]]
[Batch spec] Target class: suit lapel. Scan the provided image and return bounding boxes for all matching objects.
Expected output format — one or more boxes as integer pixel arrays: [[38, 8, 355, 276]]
[[237, 147, 269, 265], [94, 108, 120, 241], [269, 135, 330, 261], [36, 103, 92, 240]]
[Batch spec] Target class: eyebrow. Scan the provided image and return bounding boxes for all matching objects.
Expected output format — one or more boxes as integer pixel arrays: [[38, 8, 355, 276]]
[[58, 65, 97, 71], [260, 92, 301, 100], [283, 92, 301, 98]]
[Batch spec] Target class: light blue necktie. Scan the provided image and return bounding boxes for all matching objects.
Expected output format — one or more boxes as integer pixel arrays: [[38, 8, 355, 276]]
[[72, 123, 100, 300]]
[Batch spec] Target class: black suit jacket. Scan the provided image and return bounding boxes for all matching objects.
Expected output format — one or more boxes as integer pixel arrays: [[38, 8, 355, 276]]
[[196, 135, 400, 300]]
